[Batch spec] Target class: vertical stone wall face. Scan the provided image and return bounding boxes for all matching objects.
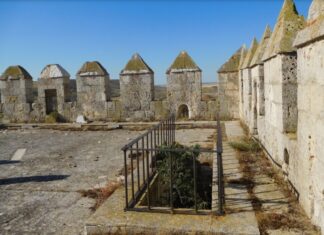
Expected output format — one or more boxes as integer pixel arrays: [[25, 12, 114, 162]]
[[218, 71, 239, 119], [242, 68, 251, 123], [76, 75, 109, 120], [295, 39, 324, 229], [239, 70, 244, 119], [120, 74, 154, 120], [167, 71, 202, 119]]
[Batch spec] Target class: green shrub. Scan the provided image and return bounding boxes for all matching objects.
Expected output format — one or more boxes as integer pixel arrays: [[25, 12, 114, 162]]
[[229, 139, 261, 152], [155, 143, 211, 209]]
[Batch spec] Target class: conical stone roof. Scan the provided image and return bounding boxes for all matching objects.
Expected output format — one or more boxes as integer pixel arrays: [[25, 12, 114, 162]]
[[242, 38, 259, 69], [250, 26, 272, 67], [0, 65, 32, 80], [218, 47, 243, 73], [77, 61, 108, 76], [120, 53, 153, 75], [262, 0, 305, 61], [166, 51, 201, 74], [238, 45, 248, 70], [40, 64, 70, 79]]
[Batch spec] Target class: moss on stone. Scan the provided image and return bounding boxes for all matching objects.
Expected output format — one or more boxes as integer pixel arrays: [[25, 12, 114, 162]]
[[121, 53, 153, 74], [77, 61, 108, 76], [250, 26, 272, 67], [242, 38, 259, 69], [0, 65, 32, 80], [167, 51, 201, 73], [45, 111, 59, 123], [262, 0, 305, 61], [218, 47, 242, 73]]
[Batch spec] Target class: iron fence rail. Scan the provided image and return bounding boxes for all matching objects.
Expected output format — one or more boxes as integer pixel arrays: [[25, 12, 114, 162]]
[[121, 114, 225, 215]]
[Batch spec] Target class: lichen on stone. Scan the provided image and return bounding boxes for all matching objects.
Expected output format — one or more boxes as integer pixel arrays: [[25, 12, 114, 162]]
[[250, 25, 272, 67], [242, 38, 258, 69], [262, 0, 305, 61], [218, 47, 242, 73], [77, 61, 108, 76], [0, 65, 32, 80], [166, 51, 201, 74], [120, 53, 153, 74]]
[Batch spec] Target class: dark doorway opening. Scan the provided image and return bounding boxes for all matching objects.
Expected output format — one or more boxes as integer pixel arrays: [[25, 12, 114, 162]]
[[45, 89, 58, 114], [177, 104, 189, 120]]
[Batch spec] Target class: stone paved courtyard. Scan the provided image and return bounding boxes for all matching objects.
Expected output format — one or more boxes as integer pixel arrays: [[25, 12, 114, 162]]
[[0, 127, 215, 234], [0, 129, 144, 234]]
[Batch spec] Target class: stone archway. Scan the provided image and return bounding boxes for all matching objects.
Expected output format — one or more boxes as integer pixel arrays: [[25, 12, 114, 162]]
[[177, 104, 189, 120]]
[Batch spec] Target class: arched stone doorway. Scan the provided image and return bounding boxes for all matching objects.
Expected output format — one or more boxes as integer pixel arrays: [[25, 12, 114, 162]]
[[177, 104, 189, 120]]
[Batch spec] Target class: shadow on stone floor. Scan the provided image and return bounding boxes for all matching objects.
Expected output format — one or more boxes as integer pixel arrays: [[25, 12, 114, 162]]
[[0, 160, 20, 165], [0, 175, 69, 186]]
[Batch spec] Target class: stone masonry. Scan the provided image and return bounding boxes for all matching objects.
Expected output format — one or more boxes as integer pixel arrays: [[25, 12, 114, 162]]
[[76, 61, 110, 121], [120, 53, 154, 121], [166, 51, 202, 119], [0, 66, 33, 122], [218, 0, 324, 231], [38, 64, 71, 121]]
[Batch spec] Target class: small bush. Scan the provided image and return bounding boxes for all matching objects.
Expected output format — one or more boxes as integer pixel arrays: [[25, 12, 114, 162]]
[[45, 111, 59, 123]]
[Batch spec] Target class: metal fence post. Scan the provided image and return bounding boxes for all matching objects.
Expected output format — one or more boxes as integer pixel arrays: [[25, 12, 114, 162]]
[[124, 149, 128, 210]]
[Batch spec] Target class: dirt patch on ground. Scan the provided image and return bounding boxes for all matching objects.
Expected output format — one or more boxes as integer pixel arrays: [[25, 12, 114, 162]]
[[79, 180, 122, 211], [229, 138, 320, 235]]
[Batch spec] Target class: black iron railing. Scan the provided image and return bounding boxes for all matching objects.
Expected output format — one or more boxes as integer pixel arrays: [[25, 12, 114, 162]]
[[121, 114, 225, 215]]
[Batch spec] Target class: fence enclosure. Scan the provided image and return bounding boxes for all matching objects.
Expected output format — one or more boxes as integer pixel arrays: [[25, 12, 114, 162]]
[[121, 114, 224, 215]]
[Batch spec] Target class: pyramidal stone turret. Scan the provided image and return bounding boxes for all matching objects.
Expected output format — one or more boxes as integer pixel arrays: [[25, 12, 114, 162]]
[[38, 64, 71, 116], [76, 61, 110, 120], [242, 38, 259, 69], [218, 47, 242, 73], [166, 51, 201, 74], [121, 53, 153, 75], [262, 0, 305, 61], [167, 51, 202, 119], [250, 26, 272, 67], [0, 65, 33, 103], [120, 53, 154, 120]]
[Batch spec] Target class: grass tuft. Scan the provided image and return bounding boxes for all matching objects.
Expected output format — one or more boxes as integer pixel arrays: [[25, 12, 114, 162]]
[[229, 138, 261, 152]]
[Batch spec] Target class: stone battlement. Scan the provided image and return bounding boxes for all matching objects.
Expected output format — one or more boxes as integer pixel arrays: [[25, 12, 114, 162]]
[[0, 52, 218, 123]]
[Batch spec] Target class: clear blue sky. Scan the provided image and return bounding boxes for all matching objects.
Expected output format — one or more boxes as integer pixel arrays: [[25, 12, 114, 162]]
[[0, 0, 311, 85]]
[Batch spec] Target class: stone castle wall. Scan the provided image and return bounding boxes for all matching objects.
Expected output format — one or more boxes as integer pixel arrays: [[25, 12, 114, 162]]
[[218, 0, 324, 231], [0, 59, 218, 123]]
